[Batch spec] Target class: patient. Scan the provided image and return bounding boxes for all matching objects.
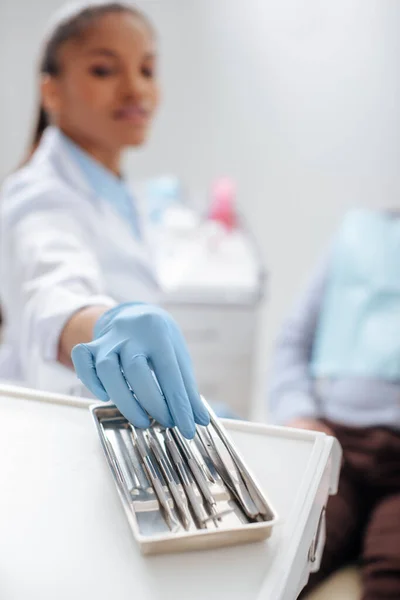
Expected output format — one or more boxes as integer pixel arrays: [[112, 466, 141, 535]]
[[268, 208, 400, 600]]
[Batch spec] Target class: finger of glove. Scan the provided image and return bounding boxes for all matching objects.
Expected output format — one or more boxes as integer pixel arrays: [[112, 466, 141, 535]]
[[172, 330, 210, 426], [96, 353, 150, 428], [122, 354, 174, 429], [150, 341, 196, 439], [176, 353, 210, 426], [172, 347, 210, 426], [71, 343, 109, 401]]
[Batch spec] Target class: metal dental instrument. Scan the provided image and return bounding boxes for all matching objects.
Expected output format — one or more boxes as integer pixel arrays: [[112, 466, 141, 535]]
[[194, 433, 225, 487], [105, 437, 128, 491], [104, 435, 171, 535], [119, 425, 154, 492], [171, 429, 234, 523], [146, 428, 192, 531], [105, 428, 139, 493], [188, 434, 217, 484], [197, 425, 261, 520], [131, 426, 180, 532], [171, 429, 218, 507], [207, 411, 271, 518], [163, 429, 213, 529]]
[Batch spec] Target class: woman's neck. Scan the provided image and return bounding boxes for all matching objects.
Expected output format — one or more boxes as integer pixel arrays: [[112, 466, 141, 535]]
[[59, 127, 122, 177]]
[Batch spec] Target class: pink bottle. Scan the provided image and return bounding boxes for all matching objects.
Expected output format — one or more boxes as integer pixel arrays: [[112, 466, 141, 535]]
[[208, 178, 237, 230]]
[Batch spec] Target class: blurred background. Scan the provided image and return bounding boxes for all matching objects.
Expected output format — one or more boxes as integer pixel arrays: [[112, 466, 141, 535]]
[[1, 0, 400, 419]]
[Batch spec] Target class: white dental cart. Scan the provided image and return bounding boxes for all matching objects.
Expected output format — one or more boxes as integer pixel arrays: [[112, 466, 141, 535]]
[[138, 178, 267, 420], [162, 289, 264, 420], [0, 384, 341, 600], [157, 221, 266, 420]]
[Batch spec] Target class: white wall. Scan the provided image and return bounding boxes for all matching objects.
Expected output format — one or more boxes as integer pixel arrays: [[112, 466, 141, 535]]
[[1, 0, 400, 417]]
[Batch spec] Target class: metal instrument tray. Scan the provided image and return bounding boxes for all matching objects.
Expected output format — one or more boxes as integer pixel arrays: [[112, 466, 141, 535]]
[[91, 402, 278, 555]]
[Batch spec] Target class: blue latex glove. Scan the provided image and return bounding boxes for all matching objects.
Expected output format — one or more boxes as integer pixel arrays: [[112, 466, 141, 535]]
[[71, 303, 210, 438]]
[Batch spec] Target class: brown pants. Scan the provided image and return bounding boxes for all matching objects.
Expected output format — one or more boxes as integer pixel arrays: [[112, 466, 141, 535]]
[[300, 421, 400, 600]]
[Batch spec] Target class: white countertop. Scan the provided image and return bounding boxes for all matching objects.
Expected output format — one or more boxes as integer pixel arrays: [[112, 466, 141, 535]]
[[0, 387, 340, 600]]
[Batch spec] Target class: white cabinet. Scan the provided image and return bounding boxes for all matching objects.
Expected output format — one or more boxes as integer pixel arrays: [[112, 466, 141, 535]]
[[162, 302, 263, 417]]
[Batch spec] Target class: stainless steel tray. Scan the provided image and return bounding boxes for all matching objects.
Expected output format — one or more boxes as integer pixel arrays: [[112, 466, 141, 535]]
[[91, 402, 278, 554]]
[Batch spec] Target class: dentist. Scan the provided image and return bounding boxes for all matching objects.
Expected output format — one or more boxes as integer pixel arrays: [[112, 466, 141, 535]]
[[0, 1, 210, 438]]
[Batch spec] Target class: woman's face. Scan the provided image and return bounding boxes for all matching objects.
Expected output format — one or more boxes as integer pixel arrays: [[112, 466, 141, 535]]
[[42, 12, 159, 152]]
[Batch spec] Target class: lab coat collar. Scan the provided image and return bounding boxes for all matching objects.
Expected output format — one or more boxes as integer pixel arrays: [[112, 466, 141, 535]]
[[33, 127, 158, 282], [34, 128, 143, 222], [56, 130, 131, 205], [56, 130, 142, 239], [34, 126, 94, 199]]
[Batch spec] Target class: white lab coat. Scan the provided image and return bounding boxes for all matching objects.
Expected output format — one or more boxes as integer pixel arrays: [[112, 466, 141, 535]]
[[0, 126, 160, 396]]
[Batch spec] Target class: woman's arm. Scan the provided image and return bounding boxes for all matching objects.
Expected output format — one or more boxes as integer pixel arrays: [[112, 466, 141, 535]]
[[57, 305, 109, 367], [1, 178, 116, 369], [268, 250, 331, 425], [2, 176, 209, 438]]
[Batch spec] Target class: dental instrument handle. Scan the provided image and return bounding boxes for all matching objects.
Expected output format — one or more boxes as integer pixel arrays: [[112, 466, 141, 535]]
[[131, 427, 180, 531], [147, 431, 192, 530], [164, 430, 209, 528], [172, 429, 218, 508], [208, 410, 269, 517]]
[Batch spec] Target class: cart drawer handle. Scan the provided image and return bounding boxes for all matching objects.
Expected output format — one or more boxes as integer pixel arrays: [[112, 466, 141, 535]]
[[309, 506, 326, 563]]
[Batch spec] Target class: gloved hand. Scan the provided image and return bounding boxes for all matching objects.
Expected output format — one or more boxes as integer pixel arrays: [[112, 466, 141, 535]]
[[71, 303, 210, 438]]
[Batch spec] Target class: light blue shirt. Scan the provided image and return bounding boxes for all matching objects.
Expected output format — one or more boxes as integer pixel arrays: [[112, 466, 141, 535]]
[[60, 131, 141, 238], [311, 209, 400, 380], [268, 211, 400, 431]]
